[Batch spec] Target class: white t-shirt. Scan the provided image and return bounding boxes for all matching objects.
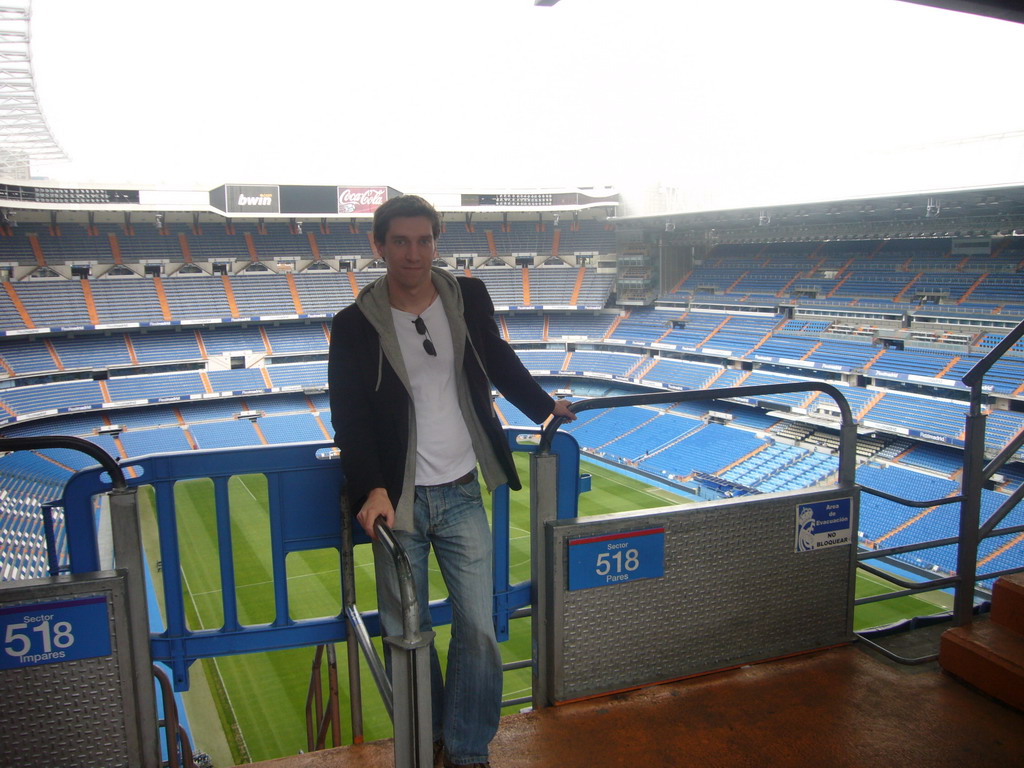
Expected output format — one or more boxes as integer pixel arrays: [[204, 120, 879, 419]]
[[391, 296, 477, 486]]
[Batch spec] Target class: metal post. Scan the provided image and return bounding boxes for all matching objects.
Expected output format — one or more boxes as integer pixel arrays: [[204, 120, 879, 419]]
[[326, 643, 342, 748], [386, 631, 435, 768], [41, 502, 61, 576], [108, 486, 161, 768], [339, 494, 365, 744], [954, 397, 985, 625], [530, 449, 559, 710], [956, 316, 1024, 623], [374, 519, 434, 768]]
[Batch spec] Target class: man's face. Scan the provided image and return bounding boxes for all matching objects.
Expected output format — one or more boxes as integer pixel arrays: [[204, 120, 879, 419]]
[[379, 215, 437, 294]]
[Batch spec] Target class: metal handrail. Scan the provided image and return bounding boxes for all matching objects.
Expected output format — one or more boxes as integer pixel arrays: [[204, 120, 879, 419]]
[[154, 664, 199, 768], [0, 434, 127, 489], [960, 318, 1024, 388], [373, 517, 422, 646], [539, 381, 857, 487], [338, 490, 423, 725], [858, 486, 963, 508]]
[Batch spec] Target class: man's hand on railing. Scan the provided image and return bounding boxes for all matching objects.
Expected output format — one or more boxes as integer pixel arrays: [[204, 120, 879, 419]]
[[357, 487, 395, 540], [550, 398, 577, 423]]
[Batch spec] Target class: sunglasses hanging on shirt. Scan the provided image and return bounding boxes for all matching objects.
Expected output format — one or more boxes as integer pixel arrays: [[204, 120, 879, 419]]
[[413, 316, 437, 356]]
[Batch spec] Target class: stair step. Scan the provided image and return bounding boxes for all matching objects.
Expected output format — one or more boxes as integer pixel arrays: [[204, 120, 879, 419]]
[[991, 573, 1024, 635], [940, 617, 1024, 711]]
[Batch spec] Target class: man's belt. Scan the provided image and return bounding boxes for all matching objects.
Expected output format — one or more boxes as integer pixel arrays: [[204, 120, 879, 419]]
[[421, 470, 475, 489]]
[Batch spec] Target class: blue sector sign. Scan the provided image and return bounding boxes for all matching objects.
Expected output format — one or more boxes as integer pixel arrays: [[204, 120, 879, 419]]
[[568, 528, 665, 591], [1, 595, 112, 670]]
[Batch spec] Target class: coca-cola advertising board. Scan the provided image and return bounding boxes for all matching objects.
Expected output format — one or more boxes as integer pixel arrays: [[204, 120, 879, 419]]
[[337, 186, 388, 214]]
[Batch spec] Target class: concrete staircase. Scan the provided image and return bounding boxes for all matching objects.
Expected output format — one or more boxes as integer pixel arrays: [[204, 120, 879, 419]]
[[939, 573, 1024, 711]]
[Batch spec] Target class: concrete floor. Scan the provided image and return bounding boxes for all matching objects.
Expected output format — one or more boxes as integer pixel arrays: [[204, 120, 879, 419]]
[[246, 642, 1024, 768]]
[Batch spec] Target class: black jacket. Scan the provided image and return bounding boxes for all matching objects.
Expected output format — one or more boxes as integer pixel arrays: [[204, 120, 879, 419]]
[[328, 275, 554, 516]]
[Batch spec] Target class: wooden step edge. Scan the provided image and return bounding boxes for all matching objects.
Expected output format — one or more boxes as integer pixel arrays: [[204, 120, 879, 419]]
[[991, 574, 1024, 636], [939, 620, 1024, 711]]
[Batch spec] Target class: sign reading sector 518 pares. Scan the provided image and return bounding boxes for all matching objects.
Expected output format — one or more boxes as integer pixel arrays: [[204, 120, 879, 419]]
[[568, 528, 666, 591], [226, 184, 280, 214]]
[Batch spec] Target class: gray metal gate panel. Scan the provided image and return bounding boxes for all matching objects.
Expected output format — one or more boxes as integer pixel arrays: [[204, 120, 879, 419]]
[[546, 486, 858, 702], [0, 572, 142, 768]]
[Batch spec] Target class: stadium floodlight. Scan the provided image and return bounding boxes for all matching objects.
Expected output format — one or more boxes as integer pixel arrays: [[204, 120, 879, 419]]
[[0, 2, 69, 178]]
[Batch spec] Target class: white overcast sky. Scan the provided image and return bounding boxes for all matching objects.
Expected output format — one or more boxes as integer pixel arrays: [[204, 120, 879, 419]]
[[24, 0, 1024, 214]]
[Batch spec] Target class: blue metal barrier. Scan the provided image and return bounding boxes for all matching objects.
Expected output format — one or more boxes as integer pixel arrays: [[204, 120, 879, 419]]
[[57, 428, 586, 691]]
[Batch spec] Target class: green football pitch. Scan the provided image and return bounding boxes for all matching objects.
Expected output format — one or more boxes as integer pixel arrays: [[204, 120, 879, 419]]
[[139, 455, 951, 765]]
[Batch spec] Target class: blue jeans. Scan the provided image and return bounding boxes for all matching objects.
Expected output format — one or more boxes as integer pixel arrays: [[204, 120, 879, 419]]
[[373, 472, 501, 765]]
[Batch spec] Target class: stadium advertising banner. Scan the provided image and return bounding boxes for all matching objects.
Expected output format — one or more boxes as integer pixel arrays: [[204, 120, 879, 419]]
[[208, 184, 396, 215], [225, 184, 280, 214], [280, 185, 340, 214], [461, 190, 620, 207], [337, 186, 388, 214]]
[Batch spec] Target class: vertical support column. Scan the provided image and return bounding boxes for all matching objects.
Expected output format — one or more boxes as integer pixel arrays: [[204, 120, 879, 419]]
[[386, 631, 435, 768], [955, 401, 986, 625], [325, 643, 342, 747], [836, 405, 858, 488], [41, 502, 61, 576], [108, 486, 161, 768], [340, 496, 366, 745], [530, 450, 560, 710]]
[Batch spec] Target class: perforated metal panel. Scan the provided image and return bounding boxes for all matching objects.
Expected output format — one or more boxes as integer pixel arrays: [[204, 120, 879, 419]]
[[545, 486, 858, 702], [0, 572, 142, 768]]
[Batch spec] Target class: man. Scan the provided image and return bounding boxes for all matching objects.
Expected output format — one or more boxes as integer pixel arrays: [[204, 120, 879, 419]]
[[328, 194, 574, 768]]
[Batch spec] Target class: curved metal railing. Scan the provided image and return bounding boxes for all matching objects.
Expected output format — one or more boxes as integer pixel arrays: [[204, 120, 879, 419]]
[[539, 381, 858, 486], [0, 434, 127, 489]]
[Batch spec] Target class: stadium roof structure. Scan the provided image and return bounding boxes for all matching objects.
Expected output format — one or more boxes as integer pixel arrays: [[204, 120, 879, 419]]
[[617, 183, 1024, 244], [898, 0, 1024, 24], [0, 2, 67, 179]]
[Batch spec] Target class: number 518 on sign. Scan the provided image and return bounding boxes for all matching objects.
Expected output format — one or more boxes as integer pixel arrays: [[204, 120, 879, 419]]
[[567, 528, 665, 591]]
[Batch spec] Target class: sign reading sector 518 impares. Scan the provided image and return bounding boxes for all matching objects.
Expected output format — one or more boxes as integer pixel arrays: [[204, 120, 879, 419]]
[[1, 596, 112, 670], [568, 527, 665, 591], [795, 497, 852, 552]]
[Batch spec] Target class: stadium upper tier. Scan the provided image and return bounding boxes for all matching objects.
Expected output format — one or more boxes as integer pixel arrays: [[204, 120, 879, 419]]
[[0, 218, 615, 267], [1, 224, 1022, 322], [664, 239, 1024, 314], [0, 265, 617, 328]]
